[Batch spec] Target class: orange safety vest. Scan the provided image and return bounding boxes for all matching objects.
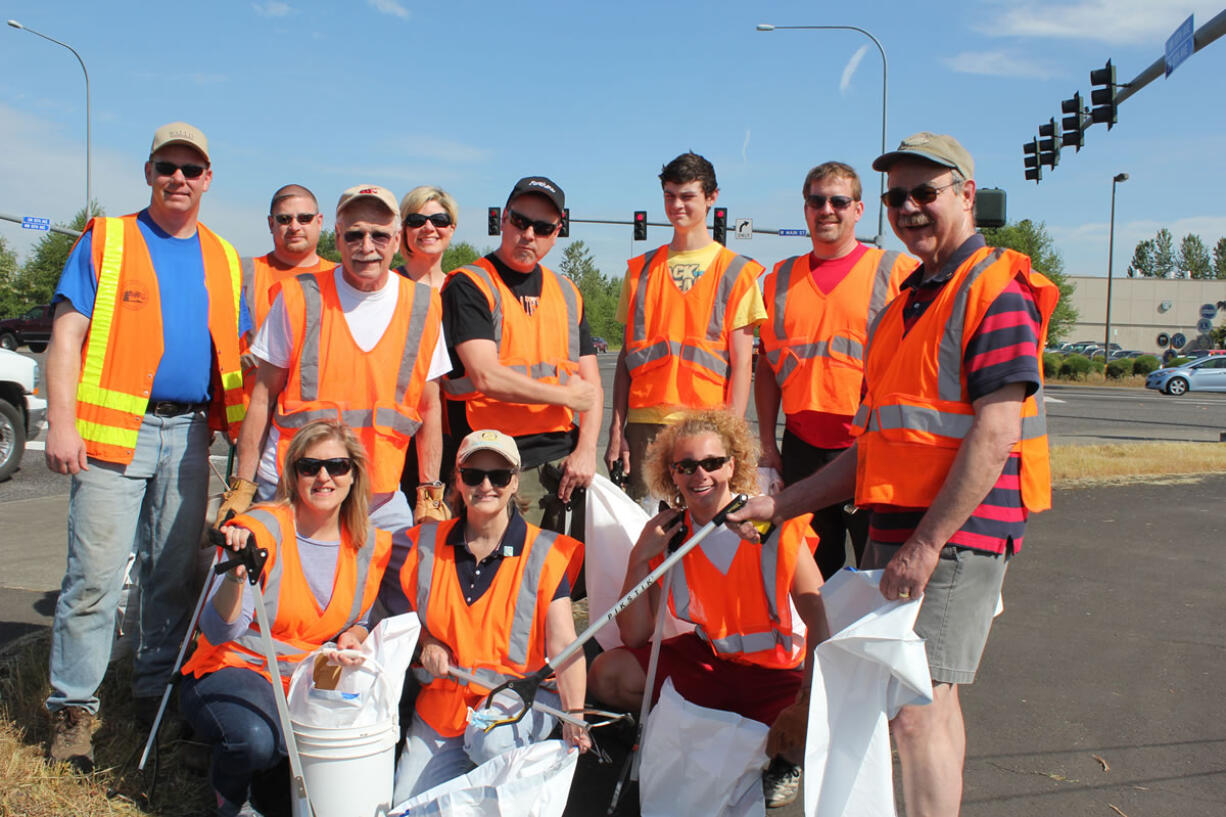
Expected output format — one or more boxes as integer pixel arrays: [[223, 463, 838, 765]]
[[242, 254, 336, 332], [73, 214, 245, 464], [662, 513, 813, 670], [182, 503, 391, 691], [760, 249, 915, 417], [270, 270, 442, 494], [622, 245, 764, 410], [851, 246, 1059, 511], [441, 258, 583, 436], [398, 517, 583, 736]]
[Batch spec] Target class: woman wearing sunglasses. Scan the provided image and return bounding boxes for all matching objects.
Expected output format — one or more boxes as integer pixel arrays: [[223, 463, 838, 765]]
[[391, 429, 589, 802], [180, 419, 391, 817], [587, 409, 829, 809], [394, 186, 459, 518]]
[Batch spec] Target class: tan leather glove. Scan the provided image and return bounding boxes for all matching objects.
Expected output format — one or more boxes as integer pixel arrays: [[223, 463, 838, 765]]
[[415, 482, 452, 523], [214, 477, 258, 528]]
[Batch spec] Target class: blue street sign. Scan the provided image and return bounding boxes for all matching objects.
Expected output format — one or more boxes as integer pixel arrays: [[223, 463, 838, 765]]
[[777, 229, 809, 237], [1199, 303, 1217, 319], [21, 216, 51, 231], [1165, 15, 1194, 77]]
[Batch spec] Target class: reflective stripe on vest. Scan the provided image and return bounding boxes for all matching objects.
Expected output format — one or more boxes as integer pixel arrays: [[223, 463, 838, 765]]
[[441, 263, 580, 396], [766, 251, 899, 386], [413, 523, 562, 667], [623, 250, 751, 380]]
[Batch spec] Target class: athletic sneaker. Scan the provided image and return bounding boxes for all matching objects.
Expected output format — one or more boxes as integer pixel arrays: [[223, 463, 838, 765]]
[[48, 706, 95, 772], [763, 757, 802, 808]]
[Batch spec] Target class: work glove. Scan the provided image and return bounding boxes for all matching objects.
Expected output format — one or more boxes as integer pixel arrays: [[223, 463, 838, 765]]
[[214, 477, 258, 528], [414, 482, 451, 523]]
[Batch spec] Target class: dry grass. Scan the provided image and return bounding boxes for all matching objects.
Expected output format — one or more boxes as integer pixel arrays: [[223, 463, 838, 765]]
[[1050, 441, 1226, 486]]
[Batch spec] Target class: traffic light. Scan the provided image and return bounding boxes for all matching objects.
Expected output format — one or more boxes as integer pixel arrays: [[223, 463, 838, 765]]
[[488, 207, 500, 236], [633, 210, 647, 241], [1090, 59, 1118, 129], [1023, 138, 1041, 183], [558, 208, 570, 238], [1061, 92, 1089, 151], [1038, 118, 1061, 169], [713, 207, 727, 244]]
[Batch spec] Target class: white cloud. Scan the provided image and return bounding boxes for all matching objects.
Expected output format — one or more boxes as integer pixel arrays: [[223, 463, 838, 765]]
[[253, 1, 293, 17], [368, 0, 410, 20], [979, 1, 1219, 46], [840, 45, 869, 95], [943, 50, 1056, 79], [1051, 215, 1226, 277], [741, 129, 751, 163]]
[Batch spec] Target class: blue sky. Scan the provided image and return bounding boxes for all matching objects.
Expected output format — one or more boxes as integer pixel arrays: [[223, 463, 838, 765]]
[[3, 0, 1224, 284]]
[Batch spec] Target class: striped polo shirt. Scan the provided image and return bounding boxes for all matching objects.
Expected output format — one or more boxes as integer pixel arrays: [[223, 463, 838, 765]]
[[867, 234, 1043, 555]]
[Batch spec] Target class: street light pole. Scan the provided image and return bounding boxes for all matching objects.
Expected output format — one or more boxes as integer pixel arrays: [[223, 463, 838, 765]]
[[757, 23, 888, 246], [8, 19, 91, 222], [1104, 172, 1129, 357]]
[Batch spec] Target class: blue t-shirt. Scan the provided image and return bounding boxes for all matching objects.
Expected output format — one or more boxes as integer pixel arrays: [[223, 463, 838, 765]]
[[55, 209, 252, 403]]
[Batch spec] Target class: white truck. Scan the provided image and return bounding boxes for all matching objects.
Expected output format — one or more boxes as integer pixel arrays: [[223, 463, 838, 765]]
[[0, 348, 47, 480]]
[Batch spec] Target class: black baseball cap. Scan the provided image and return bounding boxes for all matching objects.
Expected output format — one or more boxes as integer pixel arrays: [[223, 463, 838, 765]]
[[506, 176, 565, 218]]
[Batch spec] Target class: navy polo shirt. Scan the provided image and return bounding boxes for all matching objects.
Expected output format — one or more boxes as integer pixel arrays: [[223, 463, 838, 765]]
[[447, 507, 570, 606]]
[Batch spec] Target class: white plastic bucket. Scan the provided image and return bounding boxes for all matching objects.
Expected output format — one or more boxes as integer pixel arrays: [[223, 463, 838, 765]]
[[291, 718, 398, 817]]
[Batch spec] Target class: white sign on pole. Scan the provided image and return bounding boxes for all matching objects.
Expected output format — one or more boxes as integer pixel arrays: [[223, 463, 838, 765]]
[[735, 218, 752, 240]]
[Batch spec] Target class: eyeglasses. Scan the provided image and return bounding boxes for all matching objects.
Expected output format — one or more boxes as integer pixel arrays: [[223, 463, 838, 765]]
[[805, 194, 856, 211], [403, 212, 453, 229], [153, 161, 207, 179], [273, 213, 318, 226], [671, 456, 730, 475], [881, 180, 958, 209], [342, 229, 394, 246], [507, 209, 560, 237], [459, 467, 517, 488], [293, 457, 354, 478]]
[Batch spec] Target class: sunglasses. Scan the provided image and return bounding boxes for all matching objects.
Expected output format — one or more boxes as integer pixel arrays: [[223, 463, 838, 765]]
[[881, 180, 958, 208], [671, 456, 730, 475], [459, 467, 517, 488], [294, 457, 354, 478], [404, 212, 453, 229], [342, 229, 394, 246], [153, 160, 207, 179], [273, 213, 318, 226], [507, 209, 560, 237], [805, 194, 856, 211]]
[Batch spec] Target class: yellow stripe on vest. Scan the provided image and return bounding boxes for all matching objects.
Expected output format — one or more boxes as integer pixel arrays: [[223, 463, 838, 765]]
[[81, 218, 125, 388], [76, 418, 140, 449], [75, 381, 148, 415]]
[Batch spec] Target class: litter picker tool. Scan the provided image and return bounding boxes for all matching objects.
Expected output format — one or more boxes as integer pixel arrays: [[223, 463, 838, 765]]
[[474, 493, 748, 733], [445, 666, 628, 734]]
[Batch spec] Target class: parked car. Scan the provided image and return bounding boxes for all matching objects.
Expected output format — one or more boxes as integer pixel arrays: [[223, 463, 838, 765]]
[[1109, 350, 1144, 360], [0, 348, 47, 480], [592, 336, 609, 354], [0, 304, 54, 353], [1145, 355, 1226, 396]]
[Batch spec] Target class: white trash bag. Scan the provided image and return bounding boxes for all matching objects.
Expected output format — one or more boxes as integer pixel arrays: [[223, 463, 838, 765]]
[[389, 739, 577, 817], [640, 678, 770, 817], [584, 474, 694, 650]]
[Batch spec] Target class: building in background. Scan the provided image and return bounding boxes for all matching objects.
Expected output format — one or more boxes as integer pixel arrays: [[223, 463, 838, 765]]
[[1063, 276, 1226, 354]]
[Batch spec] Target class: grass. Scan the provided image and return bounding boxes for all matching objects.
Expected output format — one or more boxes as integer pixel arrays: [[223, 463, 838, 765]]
[[4, 439, 1226, 814]]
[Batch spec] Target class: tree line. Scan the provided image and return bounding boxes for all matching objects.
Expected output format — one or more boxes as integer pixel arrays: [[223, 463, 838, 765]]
[[1127, 228, 1226, 279]]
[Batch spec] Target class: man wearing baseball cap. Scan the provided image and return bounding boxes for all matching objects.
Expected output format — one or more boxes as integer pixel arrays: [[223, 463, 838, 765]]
[[729, 132, 1058, 814], [229, 184, 450, 533], [440, 176, 601, 532], [43, 121, 250, 768]]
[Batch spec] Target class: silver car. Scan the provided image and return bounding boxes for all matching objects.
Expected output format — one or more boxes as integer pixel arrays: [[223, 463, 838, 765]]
[[1145, 355, 1226, 395]]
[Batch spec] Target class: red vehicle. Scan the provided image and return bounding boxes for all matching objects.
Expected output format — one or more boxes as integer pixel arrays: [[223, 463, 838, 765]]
[[0, 304, 53, 353]]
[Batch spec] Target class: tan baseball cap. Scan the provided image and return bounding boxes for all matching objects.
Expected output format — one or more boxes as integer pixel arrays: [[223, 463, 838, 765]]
[[456, 429, 521, 469], [335, 184, 399, 219], [150, 121, 210, 163], [873, 132, 974, 180]]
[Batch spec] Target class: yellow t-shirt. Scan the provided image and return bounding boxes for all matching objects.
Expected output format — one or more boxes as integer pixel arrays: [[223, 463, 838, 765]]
[[617, 243, 766, 424]]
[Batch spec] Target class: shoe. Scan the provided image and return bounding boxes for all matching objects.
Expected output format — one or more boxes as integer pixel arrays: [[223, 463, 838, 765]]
[[763, 757, 802, 808], [48, 706, 95, 772]]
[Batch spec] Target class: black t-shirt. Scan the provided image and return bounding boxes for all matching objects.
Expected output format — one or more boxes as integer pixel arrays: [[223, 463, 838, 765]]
[[442, 253, 595, 468]]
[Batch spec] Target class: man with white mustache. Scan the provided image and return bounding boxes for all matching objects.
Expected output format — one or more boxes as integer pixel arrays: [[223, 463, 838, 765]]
[[729, 133, 1059, 816]]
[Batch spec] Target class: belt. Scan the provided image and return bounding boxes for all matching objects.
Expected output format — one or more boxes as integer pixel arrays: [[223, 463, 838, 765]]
[[147, 401, 207, 417]]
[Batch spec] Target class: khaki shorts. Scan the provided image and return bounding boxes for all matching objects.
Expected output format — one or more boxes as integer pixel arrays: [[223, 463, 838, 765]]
[[862, 541, 1011, 684]]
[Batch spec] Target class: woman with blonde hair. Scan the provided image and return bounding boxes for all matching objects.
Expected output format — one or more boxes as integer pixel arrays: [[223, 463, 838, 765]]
[[181, 419, 392, 817], [588, 409, 829, 808]]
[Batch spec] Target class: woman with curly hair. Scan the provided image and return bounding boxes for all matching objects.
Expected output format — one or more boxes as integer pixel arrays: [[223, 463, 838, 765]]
[[587, 409, 829, 808]]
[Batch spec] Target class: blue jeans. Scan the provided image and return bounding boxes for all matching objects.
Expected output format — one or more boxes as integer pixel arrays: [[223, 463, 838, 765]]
[[392, 688, 561, 804], [180, 666, 287, 811], [47, 411, 210, 711]]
